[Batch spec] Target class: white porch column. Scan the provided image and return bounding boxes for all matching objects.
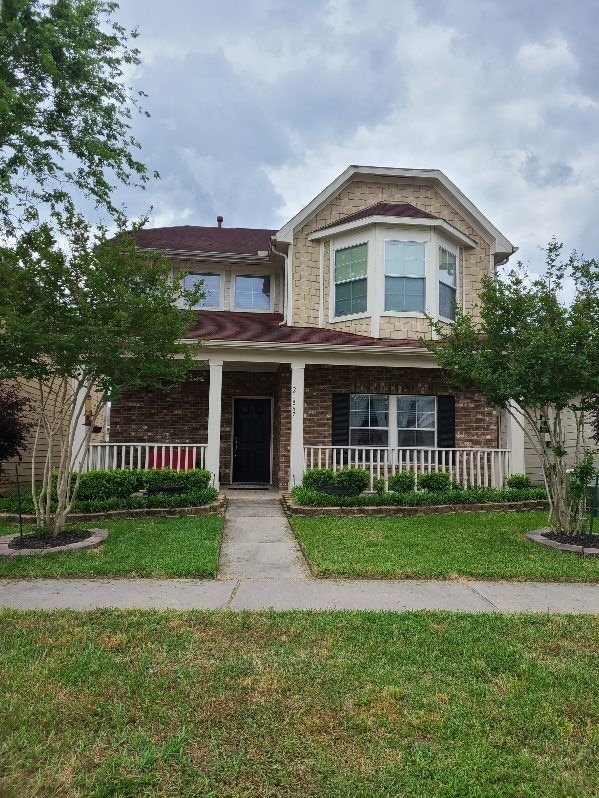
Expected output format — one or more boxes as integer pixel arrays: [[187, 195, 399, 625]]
[[206, 359, 223, 489], [506, 400, 526, 475], [289, 362, 305, 490]]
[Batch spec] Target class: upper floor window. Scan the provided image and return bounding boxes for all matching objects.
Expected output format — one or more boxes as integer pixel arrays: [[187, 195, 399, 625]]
[[439, 247, 457, 320], [184, 273, 220, 309], [397, 396, 436, 447], [384, 240, 426, 313], [349, 394, 389, 445], [235, 275, 271, 311], [334, 243, 367, 317]]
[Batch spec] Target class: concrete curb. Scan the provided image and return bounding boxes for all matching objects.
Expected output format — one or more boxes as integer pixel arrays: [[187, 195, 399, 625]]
[[282, 493, 549, 517], [0, 494, 228, 525], [526, 529, 599, 557], [0, 528, 108, 558]]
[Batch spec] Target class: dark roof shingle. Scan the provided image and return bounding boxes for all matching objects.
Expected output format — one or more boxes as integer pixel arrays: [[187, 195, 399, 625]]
[[316, 201, 437, 232], [132, 225, 275, 256], [186, 311, 419, 349]]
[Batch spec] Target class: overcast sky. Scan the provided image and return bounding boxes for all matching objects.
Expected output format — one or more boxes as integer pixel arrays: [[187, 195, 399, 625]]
[[115, 0, 599, 273]]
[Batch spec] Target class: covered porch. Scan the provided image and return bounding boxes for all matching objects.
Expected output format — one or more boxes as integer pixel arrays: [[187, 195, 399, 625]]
[[86, 343, 525, 491]]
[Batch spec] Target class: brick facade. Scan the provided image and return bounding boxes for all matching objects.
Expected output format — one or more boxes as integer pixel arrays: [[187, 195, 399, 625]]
[[109, 364, 498, 488]]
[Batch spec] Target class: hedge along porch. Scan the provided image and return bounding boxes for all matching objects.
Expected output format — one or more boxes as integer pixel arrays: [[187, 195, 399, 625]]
[[94, 340, 526, 490]]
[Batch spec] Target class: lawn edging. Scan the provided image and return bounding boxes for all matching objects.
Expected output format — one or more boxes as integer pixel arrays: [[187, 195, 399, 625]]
[[526, 529, 599, 557], [0, 493, 228, 525], [282, 492, 548, 517], [0, 528, 108, 558]]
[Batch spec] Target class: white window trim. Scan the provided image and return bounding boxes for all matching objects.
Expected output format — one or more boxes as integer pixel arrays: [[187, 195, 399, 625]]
[[233, 270, 275, 313], [382, 237, 428, 317], [376, 225, 434, 322], [349, 394, 390, 446], [182, 270, 225, 311], [329, 231, 372, 322], [437, 239, 460, 323], [349, 393, 438, 449]]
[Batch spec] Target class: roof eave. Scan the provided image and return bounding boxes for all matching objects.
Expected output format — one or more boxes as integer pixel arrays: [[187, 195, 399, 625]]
[[308, 215, 476, 248]]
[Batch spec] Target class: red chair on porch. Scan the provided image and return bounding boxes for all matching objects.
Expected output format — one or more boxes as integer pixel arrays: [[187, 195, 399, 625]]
[[146, 447, 196, 470]]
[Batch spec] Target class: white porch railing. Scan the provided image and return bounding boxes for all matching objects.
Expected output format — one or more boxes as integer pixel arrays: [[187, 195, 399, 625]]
[[303, 446, 511, 490], [84, 443, 207, 472]]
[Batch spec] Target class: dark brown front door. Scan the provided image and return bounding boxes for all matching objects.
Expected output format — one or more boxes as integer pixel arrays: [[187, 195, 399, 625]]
[[232, 398, 272, 483]]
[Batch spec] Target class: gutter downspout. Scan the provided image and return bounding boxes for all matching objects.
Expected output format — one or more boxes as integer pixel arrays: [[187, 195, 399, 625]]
[[271, 238, 289, 326]]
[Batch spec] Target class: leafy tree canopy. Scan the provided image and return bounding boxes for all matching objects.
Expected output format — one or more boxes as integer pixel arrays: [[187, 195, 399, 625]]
[[0, 0, 151, 234], [0, 382, 32, 464], [422, 240, 599, 414]]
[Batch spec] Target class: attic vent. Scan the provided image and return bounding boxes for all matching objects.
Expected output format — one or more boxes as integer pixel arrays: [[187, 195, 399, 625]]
[[217, 215, 223, 228]]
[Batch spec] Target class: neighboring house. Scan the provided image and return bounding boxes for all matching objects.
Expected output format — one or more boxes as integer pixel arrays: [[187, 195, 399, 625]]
[[86, 165, 527, 490]]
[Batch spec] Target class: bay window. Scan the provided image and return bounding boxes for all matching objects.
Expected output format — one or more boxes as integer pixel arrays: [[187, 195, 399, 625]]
[[384, 240, 426, 313], [334, 243, 368, 317], [439, 247, 457, 320]]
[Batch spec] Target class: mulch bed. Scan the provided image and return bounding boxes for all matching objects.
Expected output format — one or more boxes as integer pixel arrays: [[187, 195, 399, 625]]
[[544, 532, 599, 548], [8, 529, 95, 551]]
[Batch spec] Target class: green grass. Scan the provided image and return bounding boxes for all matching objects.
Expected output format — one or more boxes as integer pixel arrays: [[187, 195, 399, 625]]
[[0, 516, 223, 578], [290, 511, 599, 581], [1, 610, 597, 797]]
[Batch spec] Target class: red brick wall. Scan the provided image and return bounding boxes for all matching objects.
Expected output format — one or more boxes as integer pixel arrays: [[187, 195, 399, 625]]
[[303, 365, 498, 448], [109, 364, 498, 488], [110, 369, 292, 487]]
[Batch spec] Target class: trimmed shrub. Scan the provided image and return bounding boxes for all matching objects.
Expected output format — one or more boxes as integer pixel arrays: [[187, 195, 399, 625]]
[[334, 468, 370, 496], [74, 469, 143, 500], [373, 477, 386, 495], [142, 468, 212, 492], [302, 468, 335, 490], [388, 471, 416, 493], [506, 473, 533, 489], [302, 467, 370, 495], [291, 485, 547, 508], [418, 471, 452, 492]]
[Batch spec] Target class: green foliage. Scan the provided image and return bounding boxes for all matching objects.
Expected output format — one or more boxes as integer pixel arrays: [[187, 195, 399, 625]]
[[567, 453, 597, 502], [141, 468, 212, 492], [506, 473, 533, 490], [421, 239, 599, 535], [302, 468, 335, 489], [0, 382, 32, 464], [388, 471, 416, 493], [302, 467, 370, 495], [292, 485, 547, 508], [334, 468, 370, 496], [71, 469, 143, 500], [0, 0, 151, 233], [418, 471, 453, 492], [373, 477, 386, 495], [0, 485, 218, 514]]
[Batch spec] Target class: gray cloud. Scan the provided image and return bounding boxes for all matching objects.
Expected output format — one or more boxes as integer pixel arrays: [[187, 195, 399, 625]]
[[104, 0, 599, 276]]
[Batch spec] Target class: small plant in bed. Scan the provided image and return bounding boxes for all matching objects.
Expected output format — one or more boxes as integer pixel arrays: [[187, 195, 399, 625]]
[[302, 467, 370, 496]]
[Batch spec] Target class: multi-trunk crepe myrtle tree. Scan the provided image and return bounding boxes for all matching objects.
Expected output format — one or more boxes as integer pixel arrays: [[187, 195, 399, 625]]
[[0, 1, 204, 533], [0, 222, 202, 533], [422, 240, 599, 536]]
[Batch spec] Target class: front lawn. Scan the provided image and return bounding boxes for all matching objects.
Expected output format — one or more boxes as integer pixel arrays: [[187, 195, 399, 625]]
[[1, 610, 597, 797], [290, 511, 599, 581], [0, 516, 223, 578]]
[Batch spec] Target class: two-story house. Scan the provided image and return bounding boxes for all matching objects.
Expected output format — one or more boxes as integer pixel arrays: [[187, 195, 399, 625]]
[[88, 166, 525, 490]]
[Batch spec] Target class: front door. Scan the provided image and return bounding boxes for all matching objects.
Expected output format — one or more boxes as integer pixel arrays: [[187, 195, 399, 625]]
[[232, 398, 272, 483]]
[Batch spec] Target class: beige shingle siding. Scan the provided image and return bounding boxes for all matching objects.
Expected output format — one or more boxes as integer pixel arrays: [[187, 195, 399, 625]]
[[291, 178, 491, 334]]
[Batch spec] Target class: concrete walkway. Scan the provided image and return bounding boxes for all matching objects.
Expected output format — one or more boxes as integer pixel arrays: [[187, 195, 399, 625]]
[[0, 490, 598, 612], [218, 491, 308, 579]]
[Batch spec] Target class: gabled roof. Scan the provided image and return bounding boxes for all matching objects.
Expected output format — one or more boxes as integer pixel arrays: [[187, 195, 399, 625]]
[[275, 165, 516, 263], [315, 201, 437, 231], [132, 225, 275, 257], [185, 311, 419, 349]]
